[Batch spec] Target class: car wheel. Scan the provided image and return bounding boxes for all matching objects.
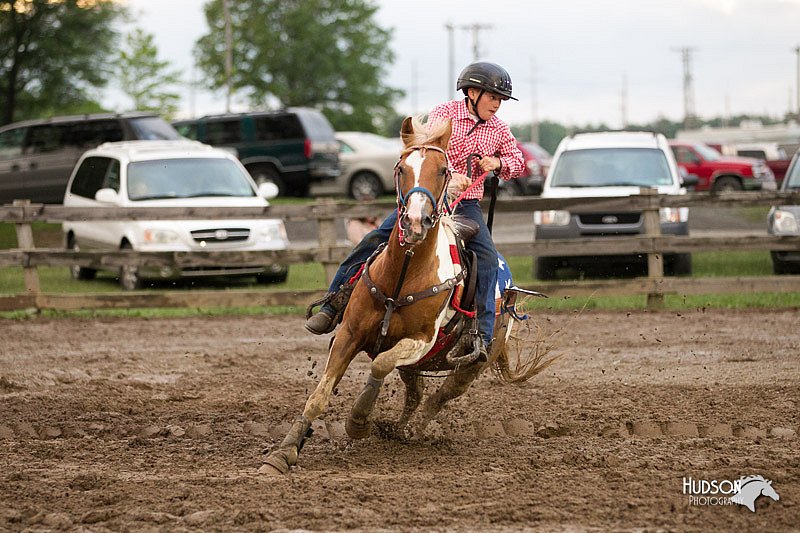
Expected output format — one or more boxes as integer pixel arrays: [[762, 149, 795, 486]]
[[535, 257, 559, 280], [711, 176, 742, 194], [666, 253, 692, 276], [68, 237, 97, 280], [119, 242, 142, 291], [250, 165, 288, 197], [349, 171, 384, 201], [256, 266, 289, 284], [771, 252, 793, 274]]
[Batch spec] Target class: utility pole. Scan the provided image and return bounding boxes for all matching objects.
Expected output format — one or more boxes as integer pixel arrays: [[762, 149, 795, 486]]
[[530, 58, 539, 143], [673, 47, 697, 129], [411, 60, 418, 114], [222, 0, 233, 113], [445, 22, 455, 100], [620, 74, 628, 129], [460, 23, 493, 61], [794, 45, 800, 120]]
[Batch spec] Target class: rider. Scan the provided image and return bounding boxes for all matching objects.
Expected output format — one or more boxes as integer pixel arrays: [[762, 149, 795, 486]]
[[305, 61, 525, 358]]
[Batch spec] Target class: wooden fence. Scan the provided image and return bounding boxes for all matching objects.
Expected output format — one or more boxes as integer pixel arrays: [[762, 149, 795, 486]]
[[2, 190, 800, 312]]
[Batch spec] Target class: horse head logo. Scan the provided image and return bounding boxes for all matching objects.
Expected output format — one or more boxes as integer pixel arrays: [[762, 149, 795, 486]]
[[730, 475, 780, 512]]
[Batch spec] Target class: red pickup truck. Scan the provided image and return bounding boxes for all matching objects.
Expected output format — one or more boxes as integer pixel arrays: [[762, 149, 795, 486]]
[[668, 141, 777, 192], [720, 143, 791, 188]]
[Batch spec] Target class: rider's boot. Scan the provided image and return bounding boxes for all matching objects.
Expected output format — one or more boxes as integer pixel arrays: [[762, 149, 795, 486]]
[[304, 281, 355, 335]]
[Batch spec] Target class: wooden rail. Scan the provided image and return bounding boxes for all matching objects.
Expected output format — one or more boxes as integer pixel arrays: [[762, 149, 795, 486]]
[[2, 190, 800, 312]]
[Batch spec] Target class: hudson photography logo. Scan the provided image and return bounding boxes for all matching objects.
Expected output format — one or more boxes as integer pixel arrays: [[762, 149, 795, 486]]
[[682, 475, 780, 512]]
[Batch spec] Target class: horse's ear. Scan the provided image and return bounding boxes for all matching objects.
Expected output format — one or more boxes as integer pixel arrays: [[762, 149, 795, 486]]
[[400, 117, 415, 146], [430, 118, 452, 150]]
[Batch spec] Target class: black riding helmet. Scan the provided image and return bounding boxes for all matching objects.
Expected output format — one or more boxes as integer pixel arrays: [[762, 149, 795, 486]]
[[456, 62, 517, 101]]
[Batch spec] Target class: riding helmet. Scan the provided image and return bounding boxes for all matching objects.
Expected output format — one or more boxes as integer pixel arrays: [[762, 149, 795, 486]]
[[456, 62, 517, 101]]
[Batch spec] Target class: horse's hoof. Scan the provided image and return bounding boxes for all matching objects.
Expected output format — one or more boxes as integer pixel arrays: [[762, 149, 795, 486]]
[[260, 447, 296, 475], [345, 416, 371, 439], [258, 462, 287, 476]]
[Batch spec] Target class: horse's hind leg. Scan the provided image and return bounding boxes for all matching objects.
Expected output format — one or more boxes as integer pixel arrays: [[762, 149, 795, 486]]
[[412, 362, 482, 436], [261, 331, 359, 475], [397, 368, 425, 432], [346, 338, 426, 439]]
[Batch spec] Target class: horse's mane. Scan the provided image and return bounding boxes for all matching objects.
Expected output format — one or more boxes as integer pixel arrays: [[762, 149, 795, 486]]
[[401, 115, 450, 148], [739, 475, 768, 485]]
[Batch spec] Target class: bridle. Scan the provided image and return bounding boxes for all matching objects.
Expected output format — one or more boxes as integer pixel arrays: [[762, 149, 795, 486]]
[[394, 144, 452, 245]]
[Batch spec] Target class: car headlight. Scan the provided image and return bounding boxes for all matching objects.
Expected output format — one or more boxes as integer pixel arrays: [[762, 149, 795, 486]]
[[534, 210, 571, 226], [772, 209, 799, 234], [142, 228, 180, 244], [258, 222, 288, 242], [660, 207, 681, 224]]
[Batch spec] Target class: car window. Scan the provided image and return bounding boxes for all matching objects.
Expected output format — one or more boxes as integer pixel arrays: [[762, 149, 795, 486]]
[[672, 146, 699, 165], [339, 140, 355, 153], [24, 124, 68, 154], [69, 157, 114, 198], [522, 142, 551, 160], [67, 119, 124, 147], [784, 156, 800, 189], [255, 115, 304, 140], [174, 122, 198, 140], [294, 110, 335, 141], [128, 117, 182, 140], [693, 143, 721, 161], [127, 158, 255, 200], [0, 127, 25, 159], [737, 149, 766, 159], [205, 120, 242, 144], [550, 148, 673, 187], [102, 159, 121, 192]]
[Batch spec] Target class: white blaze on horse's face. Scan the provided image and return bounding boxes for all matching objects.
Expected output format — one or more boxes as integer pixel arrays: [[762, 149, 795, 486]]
[[401, 150, 435, 242]]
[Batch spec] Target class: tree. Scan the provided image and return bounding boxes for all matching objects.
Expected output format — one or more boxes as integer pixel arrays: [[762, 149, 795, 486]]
[[194, 0, 402, 132], [0, 0, 125, 125], [116, 28, 182, 118]]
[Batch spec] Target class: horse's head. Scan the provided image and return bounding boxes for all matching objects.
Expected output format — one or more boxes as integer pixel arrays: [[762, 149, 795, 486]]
[[394, 116, 452, 244]]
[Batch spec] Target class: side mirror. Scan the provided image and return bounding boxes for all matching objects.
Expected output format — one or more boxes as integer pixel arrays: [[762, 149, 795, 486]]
[[94, 188, 119, 203], [679, 167, 699, 188], [257, 181, 279, 200]]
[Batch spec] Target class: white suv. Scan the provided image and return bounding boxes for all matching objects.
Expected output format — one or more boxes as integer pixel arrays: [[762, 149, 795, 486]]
[[62, 140, 289, 290], [534, 131, 691, 279]]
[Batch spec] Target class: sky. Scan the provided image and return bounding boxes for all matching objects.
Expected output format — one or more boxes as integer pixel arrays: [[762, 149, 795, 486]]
[[113, 0, 800, 130]]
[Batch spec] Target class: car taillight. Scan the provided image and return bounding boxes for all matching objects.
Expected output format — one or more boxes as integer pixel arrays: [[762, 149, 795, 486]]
[[304, 138, 313, 159]]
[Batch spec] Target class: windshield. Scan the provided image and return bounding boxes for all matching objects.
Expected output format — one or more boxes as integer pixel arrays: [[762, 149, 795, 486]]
[[550, 148, 674, 187], [129, 117, 182, 140], [522, 142, 551, 161], [785, 156, 800, 189], [127, 158, 256, 200], [693, 143, 721, 161]]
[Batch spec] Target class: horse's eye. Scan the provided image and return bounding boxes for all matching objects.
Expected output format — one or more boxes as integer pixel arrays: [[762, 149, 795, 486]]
[[439, 167, 447, 176]]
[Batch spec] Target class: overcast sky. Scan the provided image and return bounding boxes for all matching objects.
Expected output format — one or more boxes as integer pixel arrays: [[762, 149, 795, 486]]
[[114, 0, 800, 129]]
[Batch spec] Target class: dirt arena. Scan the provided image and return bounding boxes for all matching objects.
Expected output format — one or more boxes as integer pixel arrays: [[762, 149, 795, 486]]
[[1, 308, 798, 532]]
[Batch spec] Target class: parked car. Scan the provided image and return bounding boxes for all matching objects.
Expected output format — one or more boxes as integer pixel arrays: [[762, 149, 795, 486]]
[[172, 108, 340, 198], [668, 140, 775, 193], [768, 147, 800, 273], [497, 141, 552, 196], [310, 131, 400, 200], [62, 140, 289, 290], [720, 142, 791, 188], [534, 131, 692, 279], [0, 112, 182, 205]]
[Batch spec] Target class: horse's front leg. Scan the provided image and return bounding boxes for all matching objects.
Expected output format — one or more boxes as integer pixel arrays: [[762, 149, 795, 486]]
[[261, 330, 359, 475], [346, 338, 427, 439]]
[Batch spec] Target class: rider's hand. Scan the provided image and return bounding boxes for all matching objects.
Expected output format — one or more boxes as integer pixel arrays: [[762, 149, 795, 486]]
[[447, 172, 470, 194], [479, 156, 501, 173]]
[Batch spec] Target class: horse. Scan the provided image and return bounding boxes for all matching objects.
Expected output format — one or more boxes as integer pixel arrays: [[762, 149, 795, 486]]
[[261, 116, 557, 475], [730, 475, 780, 512]]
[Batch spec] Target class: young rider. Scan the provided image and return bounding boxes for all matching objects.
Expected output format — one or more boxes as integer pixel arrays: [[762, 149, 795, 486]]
[[305, 61, 525, 358]]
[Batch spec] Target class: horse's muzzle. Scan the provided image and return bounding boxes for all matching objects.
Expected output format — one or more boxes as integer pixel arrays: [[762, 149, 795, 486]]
[[400, 199, 434, 244]]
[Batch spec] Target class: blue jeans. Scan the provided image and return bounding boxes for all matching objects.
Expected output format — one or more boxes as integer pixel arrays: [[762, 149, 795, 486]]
[[323, 200, 498, 346]]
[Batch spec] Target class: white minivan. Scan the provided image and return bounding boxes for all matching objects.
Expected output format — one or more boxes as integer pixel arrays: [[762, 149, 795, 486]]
[[533, 131, 692, 279], [62, 140, 289, 290]]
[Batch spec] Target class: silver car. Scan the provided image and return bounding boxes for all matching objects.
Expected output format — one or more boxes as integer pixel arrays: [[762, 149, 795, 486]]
[[768, 148, 800, 273]]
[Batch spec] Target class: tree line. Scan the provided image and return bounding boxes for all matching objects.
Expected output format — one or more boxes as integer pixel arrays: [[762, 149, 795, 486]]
[[0, 0, 788, 151]]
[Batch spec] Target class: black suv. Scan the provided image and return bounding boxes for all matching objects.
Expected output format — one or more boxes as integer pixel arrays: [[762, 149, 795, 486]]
[[0, 112, 181, 204], [173, 108, 340, 197]]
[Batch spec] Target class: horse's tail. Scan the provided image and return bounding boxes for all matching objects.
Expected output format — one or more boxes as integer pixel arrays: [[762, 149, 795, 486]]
[[486, 293, 563, 384]]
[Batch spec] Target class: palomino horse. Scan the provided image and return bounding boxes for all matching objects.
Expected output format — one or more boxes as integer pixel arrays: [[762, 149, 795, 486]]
[[262, 116, 555, 475]]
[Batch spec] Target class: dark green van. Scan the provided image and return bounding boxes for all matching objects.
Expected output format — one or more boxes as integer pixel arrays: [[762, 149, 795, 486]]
[[173, 108, 340, 197]]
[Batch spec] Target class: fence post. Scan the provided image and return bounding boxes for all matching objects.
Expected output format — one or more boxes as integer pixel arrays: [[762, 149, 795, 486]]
[[12, 199, 41, 295], [316, 199, 339, 285], [640, 188, 664, 310]]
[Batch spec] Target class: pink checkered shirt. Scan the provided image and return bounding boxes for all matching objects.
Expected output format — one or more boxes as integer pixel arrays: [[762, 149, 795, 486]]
[[428, 99, 524, 200]]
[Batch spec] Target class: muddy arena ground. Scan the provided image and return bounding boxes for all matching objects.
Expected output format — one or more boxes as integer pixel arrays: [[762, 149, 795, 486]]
[[0, 308, 798, 532]]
